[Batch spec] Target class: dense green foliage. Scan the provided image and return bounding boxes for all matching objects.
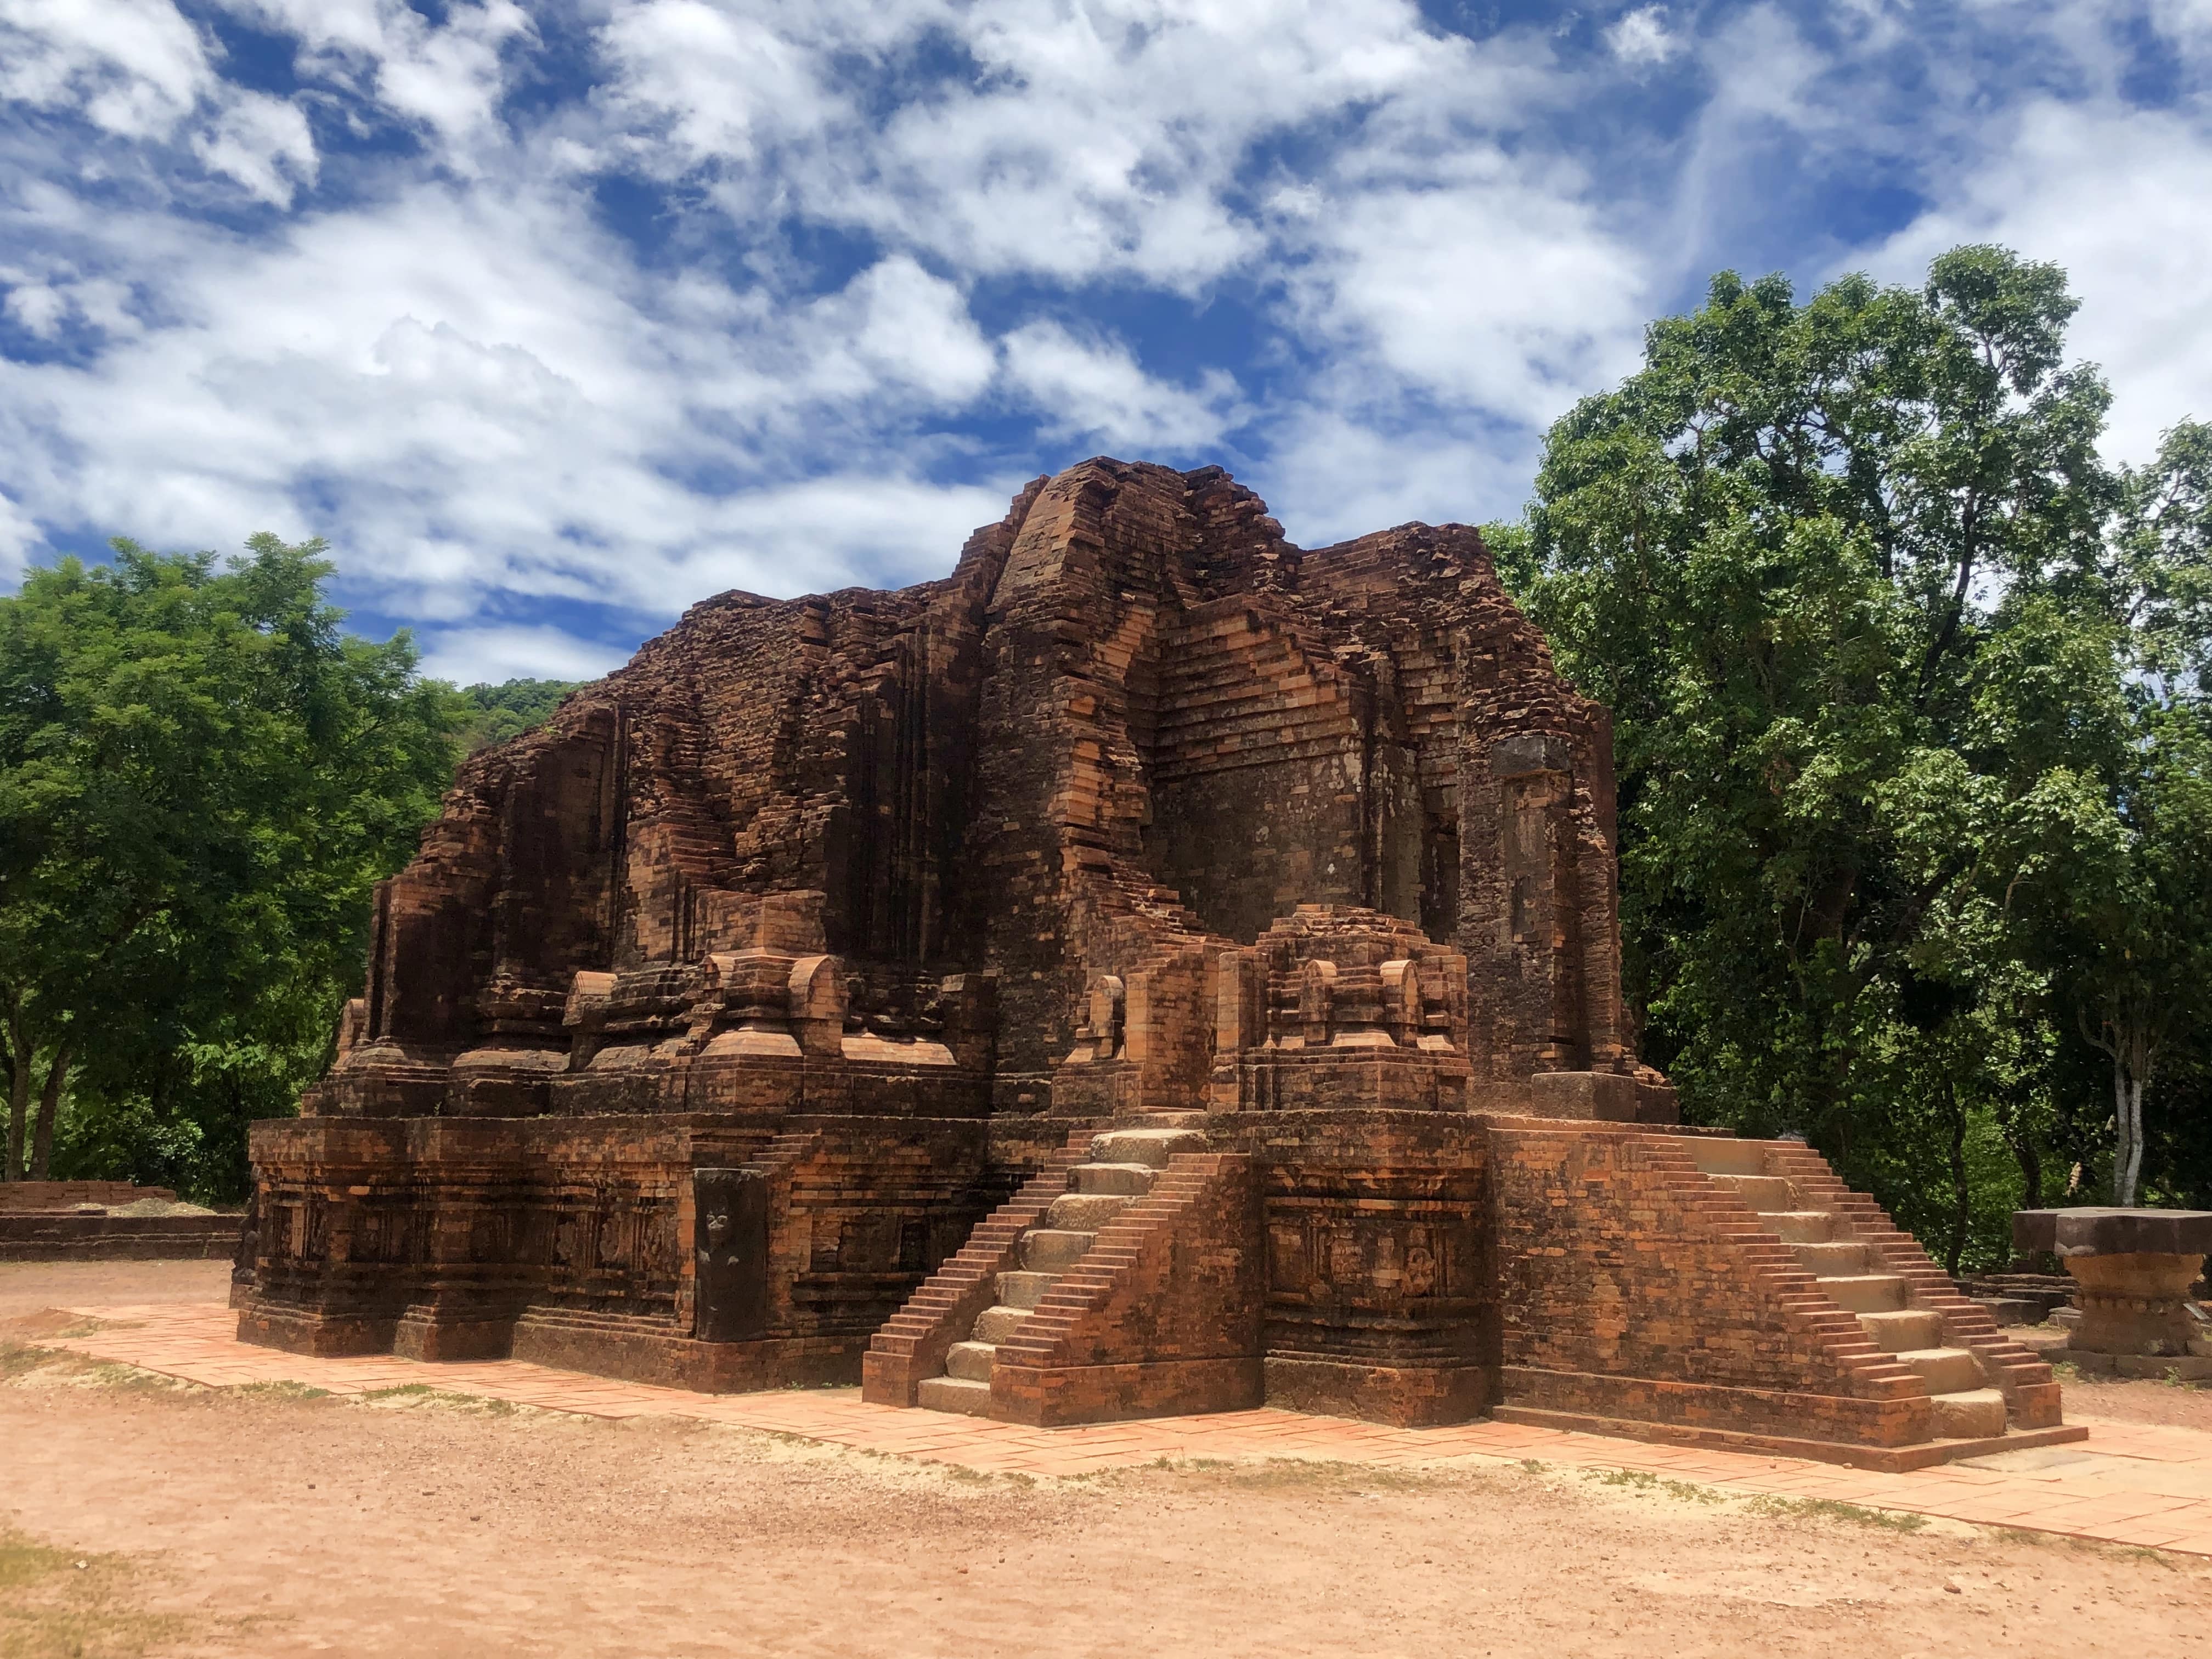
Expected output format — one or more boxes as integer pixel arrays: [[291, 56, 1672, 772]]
[[455, 678, 580, 753], [0, 538, 461, 1198], [1500, 246, 2212, 1266]]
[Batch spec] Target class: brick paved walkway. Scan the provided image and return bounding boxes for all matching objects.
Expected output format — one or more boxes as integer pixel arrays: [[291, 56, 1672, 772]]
[[36, 1301, 2212, 1556]]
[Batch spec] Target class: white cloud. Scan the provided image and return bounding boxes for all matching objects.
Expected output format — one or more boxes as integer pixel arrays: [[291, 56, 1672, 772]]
[[3, 281, 65, 337], [1606, 5, 1679, 67], [800, 257, 996, 406], [417, 623, 631, 684], [191, 87, 318, 206], [0, 169, 1030, 634], [1283, 160, 1649, 428], [0, 487, 39, 583], [0, 0, 217, 138], [1001, 322, 1243, 452], [591, 0, 1473, 292], [216, 0, 533, 161], [1260, 406, 1542, 551]]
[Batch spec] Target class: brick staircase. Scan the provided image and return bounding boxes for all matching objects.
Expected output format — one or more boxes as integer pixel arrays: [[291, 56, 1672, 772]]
[[859, 1134, 1094, 1408], [1685, 1137, 2060, 1442], [914, 1127, 1207, 1415]]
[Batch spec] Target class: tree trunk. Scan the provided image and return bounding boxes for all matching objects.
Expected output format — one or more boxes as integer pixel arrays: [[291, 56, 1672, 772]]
[[1944, 1080, 1970, 1277], [2114, 1056, 2147, 1206], [28, 1046, 68, 1183], [3, 993, 26, 1183]]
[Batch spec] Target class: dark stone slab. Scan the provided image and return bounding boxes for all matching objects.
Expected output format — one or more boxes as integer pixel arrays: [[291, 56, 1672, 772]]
[[2012, 1206, 2212, 1258]]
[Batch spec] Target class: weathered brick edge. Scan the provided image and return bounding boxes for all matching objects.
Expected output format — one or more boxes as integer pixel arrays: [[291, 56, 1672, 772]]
[[1762, 1140, 2067, 1429], [859, 1130, 1093, 1407], [989, 1150, 1263, 1427]]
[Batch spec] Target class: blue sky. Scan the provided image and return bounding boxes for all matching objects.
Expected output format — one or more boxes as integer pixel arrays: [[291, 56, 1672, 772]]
[[3, 1, 2208, 684]]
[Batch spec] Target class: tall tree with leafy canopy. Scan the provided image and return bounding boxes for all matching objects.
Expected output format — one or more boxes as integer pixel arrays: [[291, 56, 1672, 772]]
[[2004, 420, 2212, 1204], [0, 536, 459, 1194], [1506, 245, 2153, 1243]]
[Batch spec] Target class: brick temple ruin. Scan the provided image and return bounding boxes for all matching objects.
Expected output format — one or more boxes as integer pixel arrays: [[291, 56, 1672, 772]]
[[233, 458, 2081, 1468]]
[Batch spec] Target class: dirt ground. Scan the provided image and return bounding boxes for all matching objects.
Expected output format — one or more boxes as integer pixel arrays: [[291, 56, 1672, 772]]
[[0, 1258, 235, 1322], [2, 1266, 2209, 1658]]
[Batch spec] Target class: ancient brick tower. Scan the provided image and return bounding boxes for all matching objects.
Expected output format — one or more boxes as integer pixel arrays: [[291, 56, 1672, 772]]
[[236, 459, 2079, 1466]]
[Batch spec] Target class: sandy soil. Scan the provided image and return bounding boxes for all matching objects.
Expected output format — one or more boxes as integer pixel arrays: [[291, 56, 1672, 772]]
[[2063, 1372, 2212, 1432], [0, 1258, 232, 1321], [3, 1267, 2209, 1657], [0, 1331, 2206, 1655]]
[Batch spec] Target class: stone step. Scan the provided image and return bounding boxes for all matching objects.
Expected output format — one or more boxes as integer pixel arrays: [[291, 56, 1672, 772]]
[[1763, 1210, 1835, 1244], [1930, 1388, 2008, 1438], [970, 1304, 1032, 1344], [1023, 1228, 1095, 1273], [995, 1269, 1056, 1308], [1047, 1192, 1135, 1230], [917, 1376, 994, 1417], [1858, 1308, 1944, 1352], [1712, 1173, 1798, 1209], [1687, 1139, 1768, 1176], [1896, 1346, 1984, 1395], [945, 1340, 996, 1382], [1790, 1239, 1870, 1274], [1089, 1127, 1209, 1167], [1819, 1273, 1907, 1313], [1071, 1163, 1159, 1196]]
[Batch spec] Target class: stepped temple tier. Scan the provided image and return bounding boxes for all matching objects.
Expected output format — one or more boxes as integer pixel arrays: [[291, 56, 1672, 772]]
[[235, 458, 2081, 1468]]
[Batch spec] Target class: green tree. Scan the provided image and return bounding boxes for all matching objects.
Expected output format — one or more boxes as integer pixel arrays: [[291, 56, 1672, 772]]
[[2002, 421, 2212, 1204], [455, 677, 580, 753], [1506, 245, 2170, 1252], [0, 536, 458, 1195]]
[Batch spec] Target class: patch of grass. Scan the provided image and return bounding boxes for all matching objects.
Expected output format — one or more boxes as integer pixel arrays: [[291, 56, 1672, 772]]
[[360, 1384, 518, 1416], [1585, 1467, 1725, 1504], [72, 1363, 193, 1396], [235, 1380, 334, 1403], [0, 1526, 180, 1659], [1519, 1458, 1545, 1472], [0, 1342, 60, 1381], [1745, 1494, 1928, 1532]]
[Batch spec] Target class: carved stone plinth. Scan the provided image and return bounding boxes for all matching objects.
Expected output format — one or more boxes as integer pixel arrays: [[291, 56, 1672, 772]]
[[2014, 1207, 2212, 1358]]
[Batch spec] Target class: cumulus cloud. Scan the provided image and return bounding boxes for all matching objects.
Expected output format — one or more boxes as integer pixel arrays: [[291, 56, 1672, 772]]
[[1606, 5, 1679, 67]]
